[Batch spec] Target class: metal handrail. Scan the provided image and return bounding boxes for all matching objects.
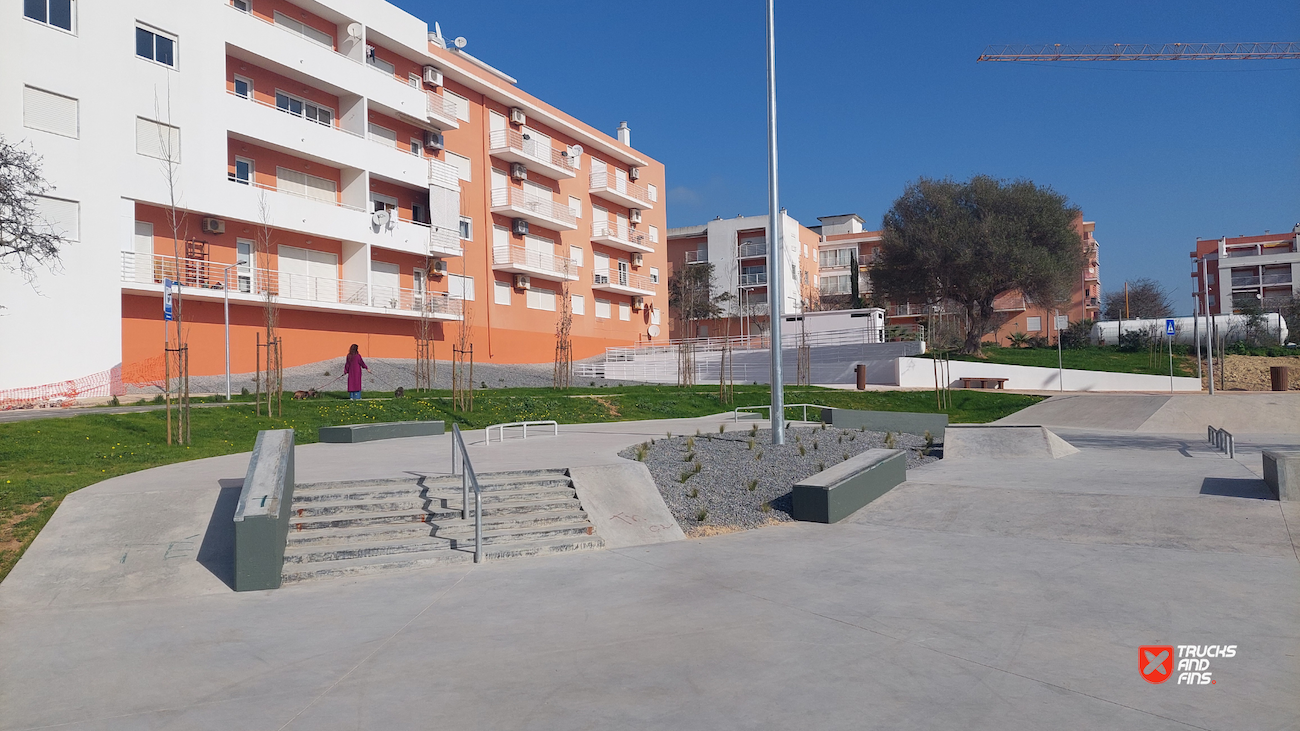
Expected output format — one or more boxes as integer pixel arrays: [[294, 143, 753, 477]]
[[734, 403, 829, 423], [484, 420, 559, 445], [1207, 425, 1235, 459], [449, 423, 483, 563]]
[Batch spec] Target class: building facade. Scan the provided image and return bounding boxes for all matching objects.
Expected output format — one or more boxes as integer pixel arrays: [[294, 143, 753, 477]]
[[665, 213, 820, 339], [1190, 225, 1300, 316], [1, 0, 667, 390]]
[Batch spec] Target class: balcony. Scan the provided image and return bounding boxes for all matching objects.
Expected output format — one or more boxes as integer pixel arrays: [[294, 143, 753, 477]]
[[1084, 266, 1100, 281], [426, 92, 459, 130], [119, 252, 462, 321], [1232, 273, 1293, 288], [488, 130, 577, 180], [592, 269, 655, 297], [684, 250, 707, 264], [738, 241, 767, 259], [591, 220, 653, 254], [739, 271, 768, 287], [588, 170, 655, 210], [489, 187, 578, 231], [491, 245, 577, 283]]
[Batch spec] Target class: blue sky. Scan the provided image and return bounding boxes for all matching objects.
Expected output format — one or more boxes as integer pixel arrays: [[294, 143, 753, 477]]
[[399, 0, 1299, 313]]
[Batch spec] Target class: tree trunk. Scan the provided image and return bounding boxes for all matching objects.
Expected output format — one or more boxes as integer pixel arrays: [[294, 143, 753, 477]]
[[962, 299, 994, 356]]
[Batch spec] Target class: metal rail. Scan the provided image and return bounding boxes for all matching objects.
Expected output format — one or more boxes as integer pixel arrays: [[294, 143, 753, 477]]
[[484, 420, 559, 445], [734, 403, 828, 423], [449, 423, 483, 563], [1207, 426, 1235, 459]]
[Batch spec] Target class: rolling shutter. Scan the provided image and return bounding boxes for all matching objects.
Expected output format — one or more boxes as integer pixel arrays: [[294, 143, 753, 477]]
[[136, 118, 180, 161], [24, 87, 78, 138]]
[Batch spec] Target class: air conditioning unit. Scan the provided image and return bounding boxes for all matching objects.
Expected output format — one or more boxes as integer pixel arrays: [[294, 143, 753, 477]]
[[512, 218, 529, 236], [628, 208, 642, 224], [431, 259, 447, 275], [632, 296, 645, 310], [514, 274, 530, 290], [423, 130, 444, 150], [201, 217, 225, 235], [509, 107, 526, 126], [628, 166, 640, 181], [510, 162, 527, 180], [631, 252, 644, 267], [422, 65, 443, 86]]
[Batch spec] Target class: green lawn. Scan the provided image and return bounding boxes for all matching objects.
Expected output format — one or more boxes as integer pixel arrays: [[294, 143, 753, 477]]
[[0, 385, 1041, 581], [933, 345, 1196, 377]]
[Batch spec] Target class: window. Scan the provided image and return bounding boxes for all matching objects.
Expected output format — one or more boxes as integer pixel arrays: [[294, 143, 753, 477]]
[[236, 239, 253, 292], [409, 138, 422, 156], [413, 269, 425, 301], [527, 287, 557, 311], [819, 248, 854, 268], [595, 298, 611, 319], [279, 91, 333, 126], [1026, 316, 1042, 332], [411, 203, 427, 224], [569, 245, 583, 268], [136, 25, 176, 68], [445, 90, 470, 122], [494, 279, 511, 305], [231, 0, 250, 12], [233, 75, 252, 99], [446, 151, 472, 182], [369, 193, 397, 212], [24, 0, 73, 32], [650, 267, 660, 284], [803, 244, 809, 256], [135, 118, 180, 161], [649, 225, 659, 244], [34, 196, 79, 241], [367, 49, 396, 76], [819, 274, 851, 295], [619, 302, 631, 321], [569, 196, 582, 220], [23, 87, 77, 138], [409, 72, 421, 89], [648, 183, 658, 202], [231, 157, 254, 185], [277, 167, 336, 203], [448, 273, 474, 301], [459, 216, 473, 240], [571, 294, 585, 315], [274, 11, 332, 47]]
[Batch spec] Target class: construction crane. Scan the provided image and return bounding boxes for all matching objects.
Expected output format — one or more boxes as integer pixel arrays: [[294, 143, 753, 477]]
[[978, 42, 1300, 62]]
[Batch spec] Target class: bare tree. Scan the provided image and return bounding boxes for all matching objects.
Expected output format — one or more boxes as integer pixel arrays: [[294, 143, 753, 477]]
[[553, 281, 573, 388], [255, 191, 282, 416], [154, 89, 191, 443], [0, 135, 67, 289], [1102, 278, 1173, 320]]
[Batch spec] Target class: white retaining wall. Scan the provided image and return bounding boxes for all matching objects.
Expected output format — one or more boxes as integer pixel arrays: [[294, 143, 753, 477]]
[[895, 357, 1202, 392]]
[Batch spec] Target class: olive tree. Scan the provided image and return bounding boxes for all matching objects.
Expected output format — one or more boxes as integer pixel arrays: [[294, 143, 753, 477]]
[[870, 175, 1085, 355], [0, 135, 66, 285]]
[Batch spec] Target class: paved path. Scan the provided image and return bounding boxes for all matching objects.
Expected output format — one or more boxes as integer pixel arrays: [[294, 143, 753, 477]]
[[996, 392, 1300, 434], [1, 413, 1298, 730]]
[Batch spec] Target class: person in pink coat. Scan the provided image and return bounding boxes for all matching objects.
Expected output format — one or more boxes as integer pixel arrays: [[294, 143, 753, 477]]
[[345, 343, 368, 399]]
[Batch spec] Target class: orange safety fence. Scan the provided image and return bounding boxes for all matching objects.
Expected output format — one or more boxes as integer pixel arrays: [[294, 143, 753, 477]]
[[0, 355, 175, 411]]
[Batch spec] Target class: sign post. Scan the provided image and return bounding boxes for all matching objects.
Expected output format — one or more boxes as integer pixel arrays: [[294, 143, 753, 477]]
[[163, 278, 175, 322], [1054, 313, 1069, 391], [1166, 318, 1176, 393]]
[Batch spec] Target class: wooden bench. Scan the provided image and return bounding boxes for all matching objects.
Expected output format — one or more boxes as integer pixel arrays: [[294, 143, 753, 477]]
[[959, 377, 1009, 390]]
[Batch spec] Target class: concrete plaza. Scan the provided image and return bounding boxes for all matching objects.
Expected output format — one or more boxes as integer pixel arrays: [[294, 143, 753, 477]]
[[1, 396, 1298, 730]]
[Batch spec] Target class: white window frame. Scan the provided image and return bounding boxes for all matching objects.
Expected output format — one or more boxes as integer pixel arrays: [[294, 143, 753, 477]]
[[25, 0, 76, 34], [648, 183, 658, 202], [136, 117, 181, 161], [650, 267, 660, 284], [595, 298, 611, 319], [1025, 316, 1042, 332], [526, 286, 557, 312], [135, 24, 178, 69], [569, 245, 583, 268], [568, 196, 582, 220], [276, 89, 334, 127], [34, 195, 79, 242], [23, 86, 78, 139], [233, 75, 253, 99], [459, 216, 473, 241], [448, 273, 474, 301], [494, 279, 511, 305], [274, 11, 332, 48], [408, 72, 421, 88], [446, 151, 472, 182], [409, 137, 422, 156], [649, 225, 660, 244], [444, 90, 470, 122], [619, 302, 631, 321], [571, 293, 585, 316], [232, 156, 254, 185]]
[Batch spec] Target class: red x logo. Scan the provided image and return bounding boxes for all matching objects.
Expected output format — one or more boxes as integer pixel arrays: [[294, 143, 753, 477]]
[[1140, 646, 1174, 684]]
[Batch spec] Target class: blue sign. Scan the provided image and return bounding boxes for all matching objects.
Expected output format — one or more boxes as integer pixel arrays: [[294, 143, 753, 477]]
[[1165, 318, 1175, 336], [163, 278, 174, 322]]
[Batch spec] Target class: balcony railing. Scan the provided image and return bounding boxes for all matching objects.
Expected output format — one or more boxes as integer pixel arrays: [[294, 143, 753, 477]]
[[489, 187, 577, 229], [684, 250, 707, 264], [1232, 273, 1294, 287], [227, 177, 367, 212], [593, 269, 655, 293], [738, 241, 767, 258], [492, 245, 575, 278], [427, 92, 459, 125], [592, 220, 652, 251], [227, 89, 364, 139], [739, 272, 767, 286], [588, 170, 654, 208], [488, 129, 577, 175]]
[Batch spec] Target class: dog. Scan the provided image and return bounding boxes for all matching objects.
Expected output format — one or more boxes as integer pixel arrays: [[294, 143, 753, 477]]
[[394, 386, 405, 398], [291, 388, 319, 400]]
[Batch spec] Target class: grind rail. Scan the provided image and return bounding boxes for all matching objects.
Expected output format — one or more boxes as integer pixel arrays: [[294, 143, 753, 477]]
[[449, 423, 483, 563]]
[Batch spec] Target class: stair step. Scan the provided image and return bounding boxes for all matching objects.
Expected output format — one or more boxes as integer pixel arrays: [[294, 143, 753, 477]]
[[282, 522, 598, 564], [290, 487, 577, 518], [288, 497, 585, 531], [286, 510, 592, 547], [292, 475, 573, 503], [280, 535, 606, 584]]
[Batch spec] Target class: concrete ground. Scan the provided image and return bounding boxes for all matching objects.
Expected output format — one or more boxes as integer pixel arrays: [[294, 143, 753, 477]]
[[2, 406, 1298, 730]]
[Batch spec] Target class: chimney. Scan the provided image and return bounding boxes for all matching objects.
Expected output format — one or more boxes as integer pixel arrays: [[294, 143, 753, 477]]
[[617, 121, 630, 146]]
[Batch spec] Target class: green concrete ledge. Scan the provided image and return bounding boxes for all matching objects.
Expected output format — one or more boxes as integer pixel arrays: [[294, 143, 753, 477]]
[[820, 408, 948, 439], [1263, 450, 1300, 501], [792, 448, 907, 523], [233, 429, 295, 591], [318, 420, 445, 443]]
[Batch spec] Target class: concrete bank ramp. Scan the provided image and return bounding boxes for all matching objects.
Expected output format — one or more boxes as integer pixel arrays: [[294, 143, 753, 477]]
[[996, 392, 1300, 434], [943, 425, 1080, 459], [995, 394, 1171, 431], [568, 464, 686, 548]]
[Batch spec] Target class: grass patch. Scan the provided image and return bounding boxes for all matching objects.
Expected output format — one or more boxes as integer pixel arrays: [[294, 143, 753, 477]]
[[932, 345, 1195, 377], [0, 384, 1039, 581]]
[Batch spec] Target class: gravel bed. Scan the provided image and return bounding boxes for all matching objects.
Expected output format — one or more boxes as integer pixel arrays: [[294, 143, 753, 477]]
[[621, 424, 938, 533]]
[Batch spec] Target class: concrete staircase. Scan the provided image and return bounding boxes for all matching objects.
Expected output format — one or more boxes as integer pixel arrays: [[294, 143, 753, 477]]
[[281, 469, 604, 583]]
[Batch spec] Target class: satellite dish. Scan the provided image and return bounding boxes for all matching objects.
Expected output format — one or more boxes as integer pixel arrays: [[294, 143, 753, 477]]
[[648, 324, 661, 338], [453, 36, 468, 49], [371, 210, 391, 228], [433, 22, 443, 40], [569, 144, 583, 157], [346, 23, 362, 40]]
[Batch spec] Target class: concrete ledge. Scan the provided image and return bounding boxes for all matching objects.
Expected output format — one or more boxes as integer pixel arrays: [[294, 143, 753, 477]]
[[820, 407, 948, 439], [792, 448, 907, 523], [233, 429, 295, 591], [317, 420, 445, 443], [1263, 451, 1300, 501], [943, 425, 1080, 460]]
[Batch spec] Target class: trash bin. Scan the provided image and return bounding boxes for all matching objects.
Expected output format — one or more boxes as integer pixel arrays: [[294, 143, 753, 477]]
[[855, 363, 867, 391], [1271, 366, 1290, 392]]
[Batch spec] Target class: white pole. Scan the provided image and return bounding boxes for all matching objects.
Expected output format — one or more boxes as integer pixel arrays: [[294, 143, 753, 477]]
[[224, 264, 231, 401], [764, 0, 784, 444], [1203, 259, 1215, 395], [1055, 309, 1064, 391], [1168, 326, 1174, 393]]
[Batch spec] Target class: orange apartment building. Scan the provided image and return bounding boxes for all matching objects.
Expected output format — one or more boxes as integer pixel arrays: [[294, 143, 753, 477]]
[[665, 213, 820, 339], [811, 213, 1102, 344], [1190, 225, 1300, 316], [2, 0, 667, 390]]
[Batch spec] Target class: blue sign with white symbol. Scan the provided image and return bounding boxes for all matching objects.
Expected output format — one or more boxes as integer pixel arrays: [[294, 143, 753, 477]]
[[1165, 318, 1175, 336], [163, 278, 174, 322]]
